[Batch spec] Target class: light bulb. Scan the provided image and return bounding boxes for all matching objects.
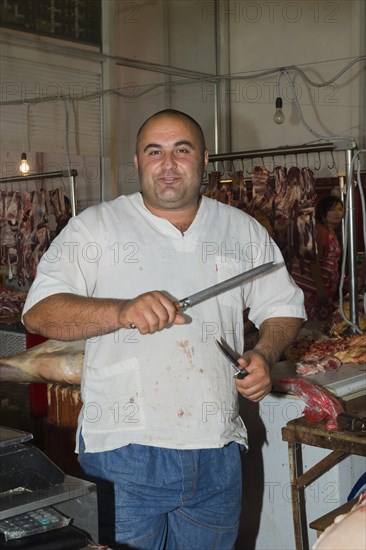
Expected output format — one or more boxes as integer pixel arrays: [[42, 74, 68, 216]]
[[19, 152, 30, 174], [220, 172, 233, 183], [273, 97, 285, 125]]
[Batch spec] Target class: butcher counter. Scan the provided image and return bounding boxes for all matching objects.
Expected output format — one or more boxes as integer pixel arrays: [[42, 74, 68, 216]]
[[238, 354, 366, 550], [282, 394, 366, 550]]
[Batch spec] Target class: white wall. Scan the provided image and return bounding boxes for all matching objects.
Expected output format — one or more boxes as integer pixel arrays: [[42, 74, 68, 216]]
[[0, 31, 103, 207], [112, 0, 217, 195], [226, 0, 365, 150], [113, 0, 365, 193]]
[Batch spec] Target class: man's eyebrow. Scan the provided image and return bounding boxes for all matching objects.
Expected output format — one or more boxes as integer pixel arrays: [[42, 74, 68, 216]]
[[174, 140, 196, 149], [143, 140, 196, 153], [143, 143, 161, 153]]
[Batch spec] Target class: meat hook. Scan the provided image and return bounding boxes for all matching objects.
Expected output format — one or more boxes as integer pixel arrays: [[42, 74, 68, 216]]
[[327, 151, 337, 171], [314, 151, 322, 171], [246, 158, 254, 175]]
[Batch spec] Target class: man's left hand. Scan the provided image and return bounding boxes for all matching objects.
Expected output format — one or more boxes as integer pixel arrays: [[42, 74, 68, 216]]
[[235, 351, 272, 402]]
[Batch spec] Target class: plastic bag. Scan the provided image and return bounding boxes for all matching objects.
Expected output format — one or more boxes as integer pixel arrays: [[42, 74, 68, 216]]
[[280, 377, 345, 429]]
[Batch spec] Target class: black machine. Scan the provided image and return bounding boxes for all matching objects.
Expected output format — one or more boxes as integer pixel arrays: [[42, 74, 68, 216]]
[[0, 427, 98, 549]]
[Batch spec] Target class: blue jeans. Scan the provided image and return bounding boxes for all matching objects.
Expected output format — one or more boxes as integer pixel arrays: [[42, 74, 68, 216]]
[[78, 440, 242, 549]]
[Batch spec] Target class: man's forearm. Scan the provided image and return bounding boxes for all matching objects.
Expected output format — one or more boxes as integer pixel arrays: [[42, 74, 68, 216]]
[[253, 317, 303, 367], [23, 293, 126, 341]]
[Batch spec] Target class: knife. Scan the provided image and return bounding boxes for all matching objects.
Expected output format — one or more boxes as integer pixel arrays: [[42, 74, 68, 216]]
[[215, 339, 248, 379], [129, 261, 276, 328], [175, 261, 276, 311]]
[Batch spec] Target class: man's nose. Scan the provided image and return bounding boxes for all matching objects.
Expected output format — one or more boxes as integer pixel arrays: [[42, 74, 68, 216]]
[[163, 152, 176, 169]]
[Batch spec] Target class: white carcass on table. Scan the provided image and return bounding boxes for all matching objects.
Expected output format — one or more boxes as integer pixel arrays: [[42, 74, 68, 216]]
[[0, 339, 85, 384]]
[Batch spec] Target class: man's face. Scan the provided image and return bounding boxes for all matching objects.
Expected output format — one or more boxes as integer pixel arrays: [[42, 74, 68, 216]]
[[134, 116, 208, 212]]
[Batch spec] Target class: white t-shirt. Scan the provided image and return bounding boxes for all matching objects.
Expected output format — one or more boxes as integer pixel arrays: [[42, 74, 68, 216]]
[[23, 193, 305, 452]]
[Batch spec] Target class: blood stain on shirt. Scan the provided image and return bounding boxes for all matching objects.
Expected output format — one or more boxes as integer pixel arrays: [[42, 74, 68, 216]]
[[176, 340, 194, 361], [178, 409, 185, 417]]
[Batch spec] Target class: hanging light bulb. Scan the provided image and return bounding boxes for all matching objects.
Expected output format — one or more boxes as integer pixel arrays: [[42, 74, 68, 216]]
[[219, 161, 233, 184], [273, 97, 285, 125], [19, 152, 30, 174], [220, 172, 233, 183]]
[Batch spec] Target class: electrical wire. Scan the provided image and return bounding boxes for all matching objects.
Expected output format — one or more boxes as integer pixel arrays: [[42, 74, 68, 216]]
[[0, 56, 365, 106], [26, 103, 31, 151], [279, 70, 355, 143]]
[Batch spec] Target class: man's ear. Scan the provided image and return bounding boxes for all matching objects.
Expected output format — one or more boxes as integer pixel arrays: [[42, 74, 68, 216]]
[[204, 149, 209, 168], [133, 154, 138, 170]]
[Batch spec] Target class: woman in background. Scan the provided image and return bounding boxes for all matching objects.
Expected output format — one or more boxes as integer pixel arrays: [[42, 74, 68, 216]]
[[292, 196, 344, 321]]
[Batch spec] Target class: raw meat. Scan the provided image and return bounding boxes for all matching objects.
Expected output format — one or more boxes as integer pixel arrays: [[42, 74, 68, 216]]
[[0, 190, 50, 285], [295, 355, 342, 376], [49, 188, 69, 226], [280, 377, 345, 429], [0, 285, 27, 317], [251, 165, 274, 218], [286, 334, 366, 366], [303, 334, 366, 364], [313, 493, 366, 549]]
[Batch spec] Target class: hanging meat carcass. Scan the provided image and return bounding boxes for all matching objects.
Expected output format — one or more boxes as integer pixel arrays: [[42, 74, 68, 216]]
[[273, 166, 289, 230], [204, 171, 221, 200], [0, 191, 22, 280], [230, 170, 246, 206], [6, 191, 22, 226], [49, 188, 71, 233], [15, 189, 50, 285], [251, 165, 275, 220], [0, 189, 50, 286], [293, 168, 317, 268], [205, 171, 236, 205]]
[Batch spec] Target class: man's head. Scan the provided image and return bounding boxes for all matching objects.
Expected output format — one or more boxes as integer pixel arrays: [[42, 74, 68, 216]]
[[134, 110, 208, 213], [135, 109, 206, 154]]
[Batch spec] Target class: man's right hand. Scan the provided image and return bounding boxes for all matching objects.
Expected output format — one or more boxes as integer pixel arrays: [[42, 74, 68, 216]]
[[118, 291, 186, 334]]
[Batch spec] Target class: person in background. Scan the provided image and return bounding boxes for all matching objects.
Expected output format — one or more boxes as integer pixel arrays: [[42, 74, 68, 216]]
[[22, 109, 305, 549], [292, 196, 344, 321]]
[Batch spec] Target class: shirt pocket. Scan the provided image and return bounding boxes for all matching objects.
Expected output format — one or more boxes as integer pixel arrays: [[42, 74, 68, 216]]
[[82, 357, 145, 433], [214, 255, 246, 309]]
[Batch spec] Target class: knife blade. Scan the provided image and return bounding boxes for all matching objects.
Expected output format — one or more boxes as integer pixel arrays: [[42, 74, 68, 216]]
[[176, 261, 276, 311], [215, 339, 248, 379]]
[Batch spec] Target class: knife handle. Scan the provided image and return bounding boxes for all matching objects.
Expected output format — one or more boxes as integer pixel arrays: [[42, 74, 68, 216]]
[[337, 412, 366, 431], [234, 369, 249, 379], [174, 299, 190, 311]]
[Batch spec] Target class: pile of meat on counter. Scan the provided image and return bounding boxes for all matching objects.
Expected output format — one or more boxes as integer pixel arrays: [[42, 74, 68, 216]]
[[205, 165, 317, 267], [0, 187, 68, 288], [0, 284, 27, 318], [285, 333, 366, 376]]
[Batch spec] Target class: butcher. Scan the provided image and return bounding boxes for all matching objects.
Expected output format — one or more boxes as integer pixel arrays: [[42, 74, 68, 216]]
[[21, 109, 305, 549]]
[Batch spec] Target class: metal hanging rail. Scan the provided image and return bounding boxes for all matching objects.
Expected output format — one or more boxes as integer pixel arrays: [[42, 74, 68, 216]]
[[0, 169, 78, 217], [208, 140, 354, 163]]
